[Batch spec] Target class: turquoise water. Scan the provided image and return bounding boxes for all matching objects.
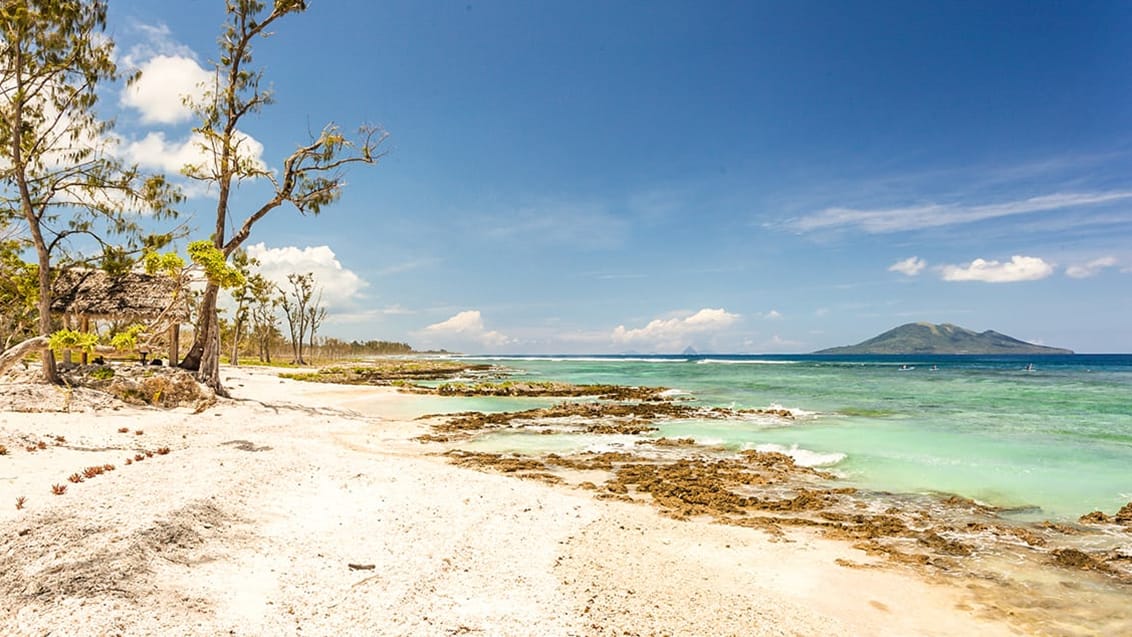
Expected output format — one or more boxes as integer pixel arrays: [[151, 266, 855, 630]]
[[459, 354, 1132, 522]]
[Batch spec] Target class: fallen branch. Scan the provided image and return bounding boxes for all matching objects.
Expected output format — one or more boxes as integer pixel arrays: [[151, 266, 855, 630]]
[[0, 336, 50, 379]]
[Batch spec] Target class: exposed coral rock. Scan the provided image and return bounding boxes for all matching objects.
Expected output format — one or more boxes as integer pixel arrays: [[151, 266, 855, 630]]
[[1078, 511, 1111, 525], [1051, 548, 1112, 573]]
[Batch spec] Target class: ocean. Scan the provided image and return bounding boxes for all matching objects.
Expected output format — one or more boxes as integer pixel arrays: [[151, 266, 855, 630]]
[[451, 353, 1132, 523]]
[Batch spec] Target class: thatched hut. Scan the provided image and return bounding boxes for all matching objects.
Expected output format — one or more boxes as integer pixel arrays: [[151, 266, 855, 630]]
[[50, 269, 191, 363]]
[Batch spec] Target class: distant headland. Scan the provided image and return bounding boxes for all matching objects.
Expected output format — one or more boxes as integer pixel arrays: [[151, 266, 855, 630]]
[[815, 322, 1074, 355]]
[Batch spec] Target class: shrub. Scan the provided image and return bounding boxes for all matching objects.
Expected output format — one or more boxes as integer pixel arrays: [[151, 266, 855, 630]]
[[90, 366, 115, 380]]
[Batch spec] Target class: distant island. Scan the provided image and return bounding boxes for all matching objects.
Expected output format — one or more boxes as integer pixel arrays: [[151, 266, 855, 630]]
[[815, 322, 1074, 355]]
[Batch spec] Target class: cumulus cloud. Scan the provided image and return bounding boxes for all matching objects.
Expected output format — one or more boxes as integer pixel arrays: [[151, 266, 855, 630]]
[[889, 256, 926, 276], [1065, 256, 1118, 279], [612, 308, 739, 351], [938, 255, 1054, 283], [421, 310, 513, 348], [120, 54, 211, 124], [244, 243, 367, 308], [124, 130, 265, 177], [762, 310, 783, 320]]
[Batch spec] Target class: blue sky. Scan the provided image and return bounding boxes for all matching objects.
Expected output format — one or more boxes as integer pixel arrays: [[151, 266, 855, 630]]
[[104, 0, 1132, 353]]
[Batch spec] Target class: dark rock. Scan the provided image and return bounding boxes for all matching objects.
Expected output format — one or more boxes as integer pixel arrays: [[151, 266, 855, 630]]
[[1113, 502, 1132, 525], [1079, 511, 1111, 525]]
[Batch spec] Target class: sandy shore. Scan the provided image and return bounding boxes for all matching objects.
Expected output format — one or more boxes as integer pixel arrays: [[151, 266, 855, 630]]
[[0, 366, 1017, 636]]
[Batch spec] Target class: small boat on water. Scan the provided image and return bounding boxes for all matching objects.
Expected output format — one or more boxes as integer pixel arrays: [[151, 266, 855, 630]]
[[1024, 363, 1034, 371], [899, 364, 914, 371]]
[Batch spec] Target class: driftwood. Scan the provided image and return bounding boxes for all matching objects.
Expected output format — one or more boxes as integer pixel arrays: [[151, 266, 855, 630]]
[[0, 336, 50, 378]]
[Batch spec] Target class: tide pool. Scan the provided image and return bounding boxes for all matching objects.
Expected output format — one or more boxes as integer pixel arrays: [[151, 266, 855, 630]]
[[459, 354, 1132, 521]]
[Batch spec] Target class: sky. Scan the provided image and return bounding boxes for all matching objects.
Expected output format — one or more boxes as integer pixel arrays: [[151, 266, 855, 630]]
[[100, 0, 1132, 354]]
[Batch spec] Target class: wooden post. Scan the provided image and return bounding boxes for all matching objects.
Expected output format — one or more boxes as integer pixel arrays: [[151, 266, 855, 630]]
[[169, 324, 179, 364], [80, 316, 90, 365]]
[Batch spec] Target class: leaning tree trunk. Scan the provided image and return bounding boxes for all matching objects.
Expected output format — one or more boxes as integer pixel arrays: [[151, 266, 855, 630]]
[[198, 308, 229, 397], [180, 282, 220, 372], [0, 336, 50, 379]]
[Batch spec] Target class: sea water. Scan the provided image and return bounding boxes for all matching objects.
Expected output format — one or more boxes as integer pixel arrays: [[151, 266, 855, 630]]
[[457, 354, 1132, 522]]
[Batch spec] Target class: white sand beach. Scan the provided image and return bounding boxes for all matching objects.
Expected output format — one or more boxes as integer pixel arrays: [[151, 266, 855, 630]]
[[0, 366, 1016, 636]]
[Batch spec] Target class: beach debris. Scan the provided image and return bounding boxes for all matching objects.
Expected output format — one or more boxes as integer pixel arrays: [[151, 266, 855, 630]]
[[118, 427, 129, 433], [347, 563, 375, 571], [221, 439, 272, 452], [14, 496, 26, 510], [104, 368, 213, 408]]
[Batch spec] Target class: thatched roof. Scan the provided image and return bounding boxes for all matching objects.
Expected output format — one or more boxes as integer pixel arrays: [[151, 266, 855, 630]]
[[50, 269, 190, 322]]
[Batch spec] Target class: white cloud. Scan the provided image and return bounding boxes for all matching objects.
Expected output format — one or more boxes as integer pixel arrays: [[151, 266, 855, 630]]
[[612, 308, 739, 351], [790, 191, 1132, 234], [123, 130, 266, 182], [889, 256, 926, 276], [120, 54, 211, 124], [244, 243, 368, 308], [762, 310, 783, 320], [421, 310, 512, 348], [1065, 256, 1118, 279], [938, 255, 1054, 283]]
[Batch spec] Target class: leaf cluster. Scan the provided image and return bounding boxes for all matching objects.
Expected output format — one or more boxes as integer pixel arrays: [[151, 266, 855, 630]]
[[188, 240, 244, 289]]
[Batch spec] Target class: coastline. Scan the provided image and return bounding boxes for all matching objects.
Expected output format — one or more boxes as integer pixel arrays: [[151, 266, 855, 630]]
[[0, 365, 1043, 635]]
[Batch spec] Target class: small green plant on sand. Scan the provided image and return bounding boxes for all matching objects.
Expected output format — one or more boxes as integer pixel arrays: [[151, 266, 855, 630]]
[[48, 328, 98, 355], [90, 366, 115, 380]]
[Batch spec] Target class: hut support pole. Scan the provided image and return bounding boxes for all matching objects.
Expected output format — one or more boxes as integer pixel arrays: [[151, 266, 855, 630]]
[[80, 316, 90, 365], [169, 325, 179, 364]]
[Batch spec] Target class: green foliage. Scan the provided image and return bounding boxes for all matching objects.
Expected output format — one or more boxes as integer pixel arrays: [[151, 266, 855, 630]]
[[49, 329, 98, 353], [89, 366, 115, 380], [1, 0, 183, 385], [143, 251, 186, 278], [0, 240, 39, 345], [109, 324, 146, 351], [188, 241, 245, 288]]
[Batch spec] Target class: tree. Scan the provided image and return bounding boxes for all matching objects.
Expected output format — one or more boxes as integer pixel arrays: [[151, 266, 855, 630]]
[[306, 286, 326, 362], [247, 272, 278, 363], [225, 249, 257, 365], [179, 0, 386, 393], [0, 238, 37, 349], [0, 0, 180, 383], [278, 272, 313, 365]]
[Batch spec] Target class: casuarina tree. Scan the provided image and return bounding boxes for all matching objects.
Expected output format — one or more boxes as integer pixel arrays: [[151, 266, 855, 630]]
[[0, 0, 181, 383], [179, 0, 386, 393]]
